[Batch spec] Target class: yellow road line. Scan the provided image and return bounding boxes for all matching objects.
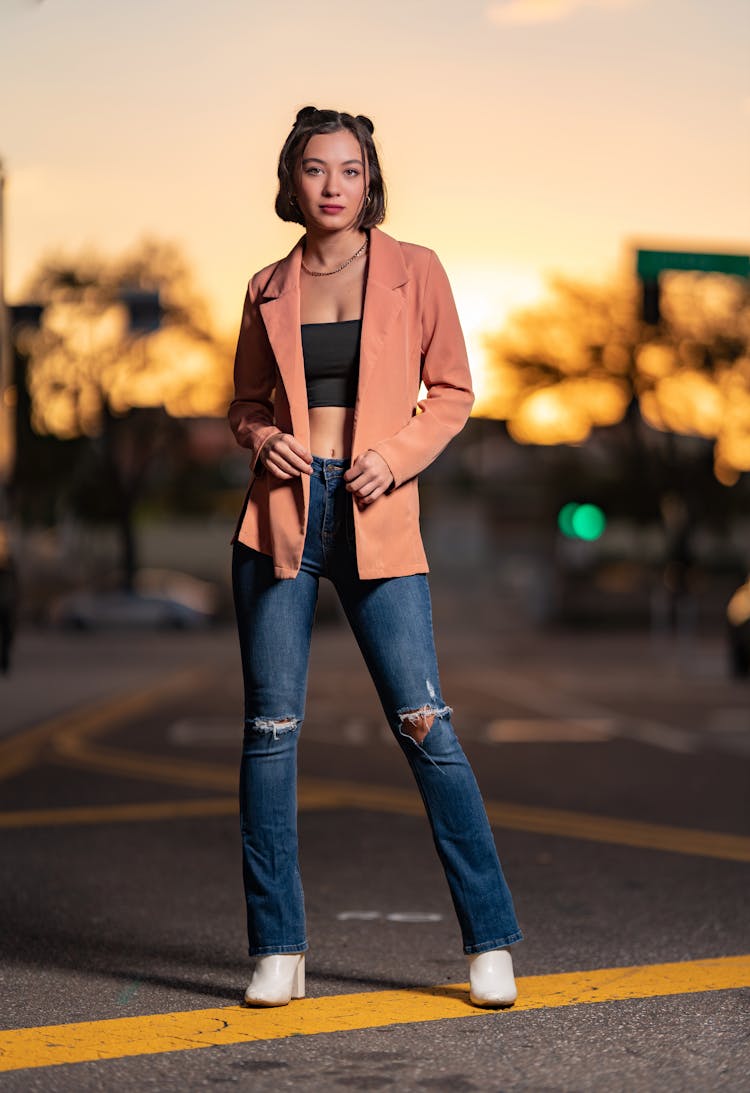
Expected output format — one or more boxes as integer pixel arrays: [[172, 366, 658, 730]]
[[0, 784, 372, 829], [0, 798, 237, 829], [482, 800, 750, 862], [300, 778, 750, 862], [1, 775, 749, 863], [53, 743, 236, 790], [0, 666, 214, 782], [4, 684, 749, 861], [1, 954, 747, 1073]]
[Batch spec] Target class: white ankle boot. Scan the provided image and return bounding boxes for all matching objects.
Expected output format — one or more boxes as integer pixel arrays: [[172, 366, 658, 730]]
[[467, 947, 517, 1007], [244, 953, 305, 1007]]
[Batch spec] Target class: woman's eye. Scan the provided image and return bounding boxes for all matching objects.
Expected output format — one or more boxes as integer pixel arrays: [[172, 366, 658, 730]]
[[303, 167, 359, 177]]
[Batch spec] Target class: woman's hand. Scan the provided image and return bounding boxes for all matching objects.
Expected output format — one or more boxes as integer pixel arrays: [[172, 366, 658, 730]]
[[260, 433, 313, 479], [344, 450, 394, 506]]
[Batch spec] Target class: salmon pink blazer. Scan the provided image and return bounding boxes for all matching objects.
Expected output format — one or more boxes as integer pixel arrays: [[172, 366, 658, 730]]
[[228, 225, 474, 579]]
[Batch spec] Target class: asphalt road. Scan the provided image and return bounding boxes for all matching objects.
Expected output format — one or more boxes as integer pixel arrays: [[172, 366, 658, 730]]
[[0, 587, 748, 1091]]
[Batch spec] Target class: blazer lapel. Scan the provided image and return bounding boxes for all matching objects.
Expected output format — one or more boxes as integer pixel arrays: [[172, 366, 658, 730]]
[[357, 226, 409, 407], [257, 226, 410, 451], [257, 236, 308, 447]]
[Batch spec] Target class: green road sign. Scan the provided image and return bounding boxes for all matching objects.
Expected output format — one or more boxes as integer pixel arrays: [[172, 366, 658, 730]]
[[636, 249, 750, 281]]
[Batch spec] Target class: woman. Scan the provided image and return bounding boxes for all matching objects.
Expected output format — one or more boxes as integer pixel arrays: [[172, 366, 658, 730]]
[[229, 106, 523, 1008]]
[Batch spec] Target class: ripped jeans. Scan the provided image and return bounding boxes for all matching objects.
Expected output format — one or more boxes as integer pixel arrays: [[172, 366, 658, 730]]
[[231, 454, 523, 957]]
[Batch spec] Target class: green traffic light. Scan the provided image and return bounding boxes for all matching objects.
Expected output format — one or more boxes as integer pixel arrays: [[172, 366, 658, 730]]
[[558, 502, 580, 538], [557, 502, 607, 540], [571, 503, 606, 541]]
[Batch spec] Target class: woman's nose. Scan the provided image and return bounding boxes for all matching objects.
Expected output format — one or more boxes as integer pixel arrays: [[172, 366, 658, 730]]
[[322, 178, 341, 196]]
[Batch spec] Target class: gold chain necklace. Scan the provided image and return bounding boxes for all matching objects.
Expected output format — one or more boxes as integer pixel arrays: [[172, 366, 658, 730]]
[[301, 236, 368, 276]]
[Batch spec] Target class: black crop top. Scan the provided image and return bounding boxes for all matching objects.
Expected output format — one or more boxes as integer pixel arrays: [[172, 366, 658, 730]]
[[301, 319, 362, 408]]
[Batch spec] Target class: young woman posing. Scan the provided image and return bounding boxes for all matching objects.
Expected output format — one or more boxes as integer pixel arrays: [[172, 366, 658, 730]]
[[229, 106, 523, 1008]]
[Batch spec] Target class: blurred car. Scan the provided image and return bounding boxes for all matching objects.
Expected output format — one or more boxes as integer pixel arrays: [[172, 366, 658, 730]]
[[49, 569, 218, 631]]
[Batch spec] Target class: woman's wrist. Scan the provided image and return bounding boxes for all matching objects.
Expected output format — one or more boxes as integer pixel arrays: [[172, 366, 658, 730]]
[[253, 428, 283, 473]]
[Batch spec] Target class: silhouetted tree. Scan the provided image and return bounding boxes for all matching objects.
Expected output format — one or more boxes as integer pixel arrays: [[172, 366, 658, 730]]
[[482, 269, 750, 512], [16, 236, 232, 588], [480, 269, 750, 621]]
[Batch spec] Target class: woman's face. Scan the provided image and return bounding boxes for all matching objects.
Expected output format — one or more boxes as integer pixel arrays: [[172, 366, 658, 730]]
[[293, 128, 370, 233]]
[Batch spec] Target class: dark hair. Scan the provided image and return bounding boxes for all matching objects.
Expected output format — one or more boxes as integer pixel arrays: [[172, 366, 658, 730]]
[[275, 106, 387, 229]]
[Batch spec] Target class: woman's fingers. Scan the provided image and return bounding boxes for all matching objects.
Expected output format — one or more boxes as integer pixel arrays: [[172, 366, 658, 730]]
[[264, 460, 294, 479], [269, 451, 311, 476], [351, 474, 380, 499], [286, 436, 314, 469], [355, 483, 385, 505], [261, 442, 393, 498], [344, 451, 394, 503], [263, 434, 313, 478]]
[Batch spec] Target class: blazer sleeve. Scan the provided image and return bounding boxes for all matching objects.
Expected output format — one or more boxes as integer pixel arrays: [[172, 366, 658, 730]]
[[370, 249, 475, 491], [227, 277, 283, 475]]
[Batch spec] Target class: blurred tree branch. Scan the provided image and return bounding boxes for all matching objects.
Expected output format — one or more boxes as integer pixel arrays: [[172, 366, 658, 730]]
[[481, 269, 750, 489], [15, 236, 233, 589]]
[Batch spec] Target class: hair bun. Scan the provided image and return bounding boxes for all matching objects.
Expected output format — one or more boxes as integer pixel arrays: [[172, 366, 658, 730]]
[[295, 105, 318, 124], [356, 114, 374, 134]]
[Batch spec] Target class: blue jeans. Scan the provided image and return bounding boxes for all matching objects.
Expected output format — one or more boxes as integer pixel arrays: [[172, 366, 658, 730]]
[[231, 454, 523, 957]]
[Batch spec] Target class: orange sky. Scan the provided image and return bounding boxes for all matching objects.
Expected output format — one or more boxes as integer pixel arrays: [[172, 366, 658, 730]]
[[1, 0, 748, 401]]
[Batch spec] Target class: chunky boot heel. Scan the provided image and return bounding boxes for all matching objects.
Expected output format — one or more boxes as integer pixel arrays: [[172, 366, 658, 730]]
[[244, 953, 305, 1007], [467, 947, 517, 1008]]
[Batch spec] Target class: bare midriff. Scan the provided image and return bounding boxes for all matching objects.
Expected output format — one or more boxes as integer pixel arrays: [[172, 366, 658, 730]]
[[308, 406, 355, 460]]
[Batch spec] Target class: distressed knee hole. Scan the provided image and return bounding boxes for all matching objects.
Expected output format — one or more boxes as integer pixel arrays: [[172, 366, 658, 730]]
[[246, 716, 299, 739], [397, 704, 452, 745]]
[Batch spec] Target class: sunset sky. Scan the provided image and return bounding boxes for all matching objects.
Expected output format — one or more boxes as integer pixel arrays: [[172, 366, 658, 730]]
[[1, 0, 748, 400]]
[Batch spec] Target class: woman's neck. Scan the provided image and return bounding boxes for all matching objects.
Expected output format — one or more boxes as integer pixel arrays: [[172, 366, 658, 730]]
[[302, 228, 368, 271]]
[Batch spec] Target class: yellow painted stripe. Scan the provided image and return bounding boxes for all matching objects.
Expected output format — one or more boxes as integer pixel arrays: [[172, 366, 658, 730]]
[[1, 775, 749, 863], [483, 799, 750, 862], [0, 955, 747, 1073], [306, 779, 750, 863], [0, 798, 238, 829], [53, 743, 236, 790], [9, 675, 742, 862], [0, 666, 213, 782], [0, 785, 373, 829]]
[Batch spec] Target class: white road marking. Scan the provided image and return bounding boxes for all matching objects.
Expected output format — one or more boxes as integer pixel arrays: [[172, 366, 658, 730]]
[[336, 911, 444, 923], [486, 718, 616, 743], [166, 695, 749, 757], [386, 912, 443, 923], [168, 718, 238, 744], [341, 718, 370, 744], [463, 669, 701, 754], [708, 707, 750, 733]]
